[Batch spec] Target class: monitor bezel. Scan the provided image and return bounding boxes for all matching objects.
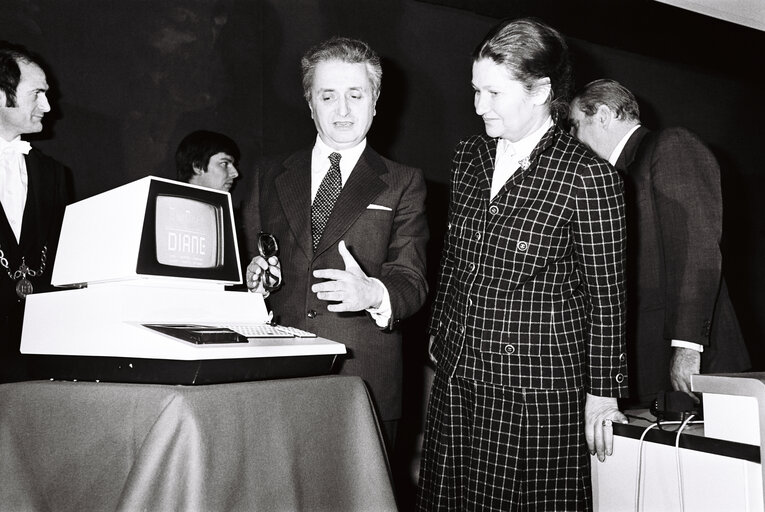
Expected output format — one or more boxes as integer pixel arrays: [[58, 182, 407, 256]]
[[136, 179, 240, 282]]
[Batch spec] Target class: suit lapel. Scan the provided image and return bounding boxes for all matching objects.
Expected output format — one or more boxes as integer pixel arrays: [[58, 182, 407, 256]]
[[0, 198, 18, 253], [476, 138, 496, 199], [275, 149, 313, 260], [314, 146, 386, 257], [508, 125, 556, 189], [616, 126, 649, 173], [19, 151, 43, 253]]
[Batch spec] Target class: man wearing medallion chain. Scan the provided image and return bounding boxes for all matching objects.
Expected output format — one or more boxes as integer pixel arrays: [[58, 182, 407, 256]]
[[0, 41, 72, 382]]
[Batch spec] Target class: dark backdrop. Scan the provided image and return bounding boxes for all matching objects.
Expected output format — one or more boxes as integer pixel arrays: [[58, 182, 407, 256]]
[[3, 0, 763, 507]]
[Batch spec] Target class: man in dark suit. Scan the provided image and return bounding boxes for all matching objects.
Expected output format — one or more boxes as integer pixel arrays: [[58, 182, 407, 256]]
[[0, 41, 72, 382], [569, 79, 750, 406], [244, 37, 429, 448]]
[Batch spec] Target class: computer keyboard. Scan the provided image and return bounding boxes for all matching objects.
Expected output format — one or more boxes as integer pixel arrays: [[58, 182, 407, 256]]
[[216, 323, 317, 338]]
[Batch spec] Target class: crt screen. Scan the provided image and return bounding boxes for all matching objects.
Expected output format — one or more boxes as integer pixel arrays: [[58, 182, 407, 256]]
[[155, 195, 221, 268]]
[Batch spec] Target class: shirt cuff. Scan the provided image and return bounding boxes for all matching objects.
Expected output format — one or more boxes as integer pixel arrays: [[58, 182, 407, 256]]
[[366, 278, 392, 328], [671, 339, 704, 352]]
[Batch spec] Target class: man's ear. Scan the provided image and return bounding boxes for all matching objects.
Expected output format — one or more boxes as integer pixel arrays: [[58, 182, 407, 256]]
[[192, 162, 206, 175], [595, 104, 614, 128]]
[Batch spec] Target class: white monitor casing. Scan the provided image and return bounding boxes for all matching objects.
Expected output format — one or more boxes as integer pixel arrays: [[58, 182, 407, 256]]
[[52, 176, 242, 287]]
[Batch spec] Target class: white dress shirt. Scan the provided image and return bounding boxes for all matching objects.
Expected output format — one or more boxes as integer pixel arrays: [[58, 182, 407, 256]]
[[0, 136, 32, 243], [491, 117, 553, 200]]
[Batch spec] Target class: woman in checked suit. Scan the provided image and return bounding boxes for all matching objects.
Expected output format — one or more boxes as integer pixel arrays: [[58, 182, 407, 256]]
[[417, 18, 629, 511]]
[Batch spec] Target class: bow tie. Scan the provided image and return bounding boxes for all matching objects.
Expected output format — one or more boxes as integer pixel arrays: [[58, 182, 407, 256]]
[[0, 139, 32, 157]]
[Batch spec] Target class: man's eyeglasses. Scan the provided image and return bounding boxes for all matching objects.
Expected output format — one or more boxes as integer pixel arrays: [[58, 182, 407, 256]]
[[257, 232, 281, 291]]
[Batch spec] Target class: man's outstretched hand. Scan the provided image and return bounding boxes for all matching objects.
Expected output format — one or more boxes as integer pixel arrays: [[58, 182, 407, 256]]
[[312, 241, 383, 312]]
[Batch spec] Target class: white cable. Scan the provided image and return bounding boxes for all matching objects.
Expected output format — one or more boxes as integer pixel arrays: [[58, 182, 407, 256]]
[[674, 414, 698, 512], [634, 420, 687, 512], [635, 422, 660, 512]]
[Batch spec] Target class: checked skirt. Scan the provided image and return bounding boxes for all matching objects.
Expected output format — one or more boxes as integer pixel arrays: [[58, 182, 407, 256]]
[[416, 369, 593, 511]]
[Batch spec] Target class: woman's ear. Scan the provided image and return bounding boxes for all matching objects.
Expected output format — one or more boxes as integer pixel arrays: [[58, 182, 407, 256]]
[[531, 77, 552, 106]]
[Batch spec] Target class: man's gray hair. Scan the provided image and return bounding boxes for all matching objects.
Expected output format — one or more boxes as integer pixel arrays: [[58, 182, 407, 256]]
[[572, 79, 640, 122], [300, 37, 382, 102]]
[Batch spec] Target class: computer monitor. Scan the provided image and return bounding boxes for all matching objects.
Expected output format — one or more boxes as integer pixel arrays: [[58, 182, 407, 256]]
[[52, 176, 241, 288], [22, 176, 346, 384]]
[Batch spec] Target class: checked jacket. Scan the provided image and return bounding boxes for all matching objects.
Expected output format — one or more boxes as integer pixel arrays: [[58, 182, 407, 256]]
[[428, 124, 628, 396]]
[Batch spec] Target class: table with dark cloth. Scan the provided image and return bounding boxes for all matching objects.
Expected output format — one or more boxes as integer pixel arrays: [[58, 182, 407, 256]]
[[0, 375, 396, 511]]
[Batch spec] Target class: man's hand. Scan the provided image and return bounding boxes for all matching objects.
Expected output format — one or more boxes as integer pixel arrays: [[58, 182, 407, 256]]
[[670, 347, 701, 402], [246, 255, 282, 294], [585, 393, 628, 462], [312, 241, 383, 312]]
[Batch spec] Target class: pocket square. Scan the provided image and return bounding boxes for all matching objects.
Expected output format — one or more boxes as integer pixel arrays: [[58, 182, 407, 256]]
[[367, 204, 392, 211]]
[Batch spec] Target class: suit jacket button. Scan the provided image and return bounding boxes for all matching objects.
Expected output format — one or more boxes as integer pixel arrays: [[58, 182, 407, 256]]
[[489, 205, 499, 215], [619, 352, 626, 362], [615, 373, 625, 383], [307, 310, 317, 319], [504, 344, 515, 355]]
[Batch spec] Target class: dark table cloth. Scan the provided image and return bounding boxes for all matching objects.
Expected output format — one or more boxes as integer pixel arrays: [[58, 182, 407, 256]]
[[0, 375, 396, 511]]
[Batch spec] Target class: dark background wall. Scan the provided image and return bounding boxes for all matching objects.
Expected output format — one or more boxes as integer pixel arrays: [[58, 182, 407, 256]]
[[3, 0, 763, 506]]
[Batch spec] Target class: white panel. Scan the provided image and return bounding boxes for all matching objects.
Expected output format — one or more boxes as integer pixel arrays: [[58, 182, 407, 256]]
[[592, 435, 763, 511], [704, 393, 761, 445], [21, 285, 345, 360], [52, 177, 151, 286], [655, 0, 765, 31]]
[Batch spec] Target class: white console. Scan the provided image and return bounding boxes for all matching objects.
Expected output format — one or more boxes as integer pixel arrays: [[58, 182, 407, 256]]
[[19, 177, 346, 384], [591, 373, 765, 511], [21, 282, 344, 361]]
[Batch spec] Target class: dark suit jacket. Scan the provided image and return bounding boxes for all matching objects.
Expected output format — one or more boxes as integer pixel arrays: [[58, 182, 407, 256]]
[[243, 144, 429, 421], [616, 126, 750, 405], [430, 125, 628, 397], [0, 147, 72, 382]]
